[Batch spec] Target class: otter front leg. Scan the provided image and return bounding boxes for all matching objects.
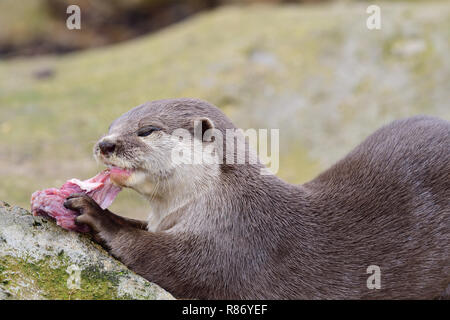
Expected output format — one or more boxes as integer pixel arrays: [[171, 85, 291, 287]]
[[63, 193, 147, 246], [64, 193, 202, 297]]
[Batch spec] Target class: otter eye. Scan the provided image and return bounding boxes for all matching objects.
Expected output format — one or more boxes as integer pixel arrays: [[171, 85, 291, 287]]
[[137, 126, 161, 137]]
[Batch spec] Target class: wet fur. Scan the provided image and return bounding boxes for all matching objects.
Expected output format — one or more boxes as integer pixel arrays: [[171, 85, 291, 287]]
[[65, 99, 449, 299]]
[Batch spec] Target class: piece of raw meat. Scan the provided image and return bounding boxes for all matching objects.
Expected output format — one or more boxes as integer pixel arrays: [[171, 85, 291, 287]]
[[31, 170, 122, 232]]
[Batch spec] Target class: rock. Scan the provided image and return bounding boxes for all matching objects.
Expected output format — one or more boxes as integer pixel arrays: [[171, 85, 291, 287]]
[[0, 201, 174, 300]]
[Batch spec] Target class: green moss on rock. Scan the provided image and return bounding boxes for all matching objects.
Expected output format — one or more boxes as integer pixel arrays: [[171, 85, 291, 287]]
[[0, 202, 174, 300]]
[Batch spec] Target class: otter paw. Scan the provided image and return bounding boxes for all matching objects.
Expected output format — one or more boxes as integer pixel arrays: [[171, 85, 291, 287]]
[[64, 193, 102, 215], [64, 193, 105, 231]]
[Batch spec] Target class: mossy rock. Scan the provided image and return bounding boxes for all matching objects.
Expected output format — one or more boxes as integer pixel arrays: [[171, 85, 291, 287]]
[[0, 201, 174, 300]]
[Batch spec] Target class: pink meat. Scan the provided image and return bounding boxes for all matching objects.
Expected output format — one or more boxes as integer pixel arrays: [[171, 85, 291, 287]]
[[31, 170, 122, 232]]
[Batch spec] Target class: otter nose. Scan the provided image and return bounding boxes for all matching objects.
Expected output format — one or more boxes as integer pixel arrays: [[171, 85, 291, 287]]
[[99, 140, 116, 155]]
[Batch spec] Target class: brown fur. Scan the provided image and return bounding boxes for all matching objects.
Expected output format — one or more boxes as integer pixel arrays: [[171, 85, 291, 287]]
[[64, 99, 449, 299]]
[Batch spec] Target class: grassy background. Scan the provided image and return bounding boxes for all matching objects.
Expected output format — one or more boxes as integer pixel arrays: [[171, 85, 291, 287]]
[[1, 2, 449, 219]]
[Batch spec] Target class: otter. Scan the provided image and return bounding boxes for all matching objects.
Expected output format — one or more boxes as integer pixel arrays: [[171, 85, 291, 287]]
[[64, 98, 449, 299]]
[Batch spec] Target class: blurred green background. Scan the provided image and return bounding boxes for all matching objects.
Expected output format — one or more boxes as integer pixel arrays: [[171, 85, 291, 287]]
[[0, 0, 449, 220]]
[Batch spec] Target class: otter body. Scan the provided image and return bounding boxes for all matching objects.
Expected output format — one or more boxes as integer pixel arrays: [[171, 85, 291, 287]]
[[64, 99, 449, 299]]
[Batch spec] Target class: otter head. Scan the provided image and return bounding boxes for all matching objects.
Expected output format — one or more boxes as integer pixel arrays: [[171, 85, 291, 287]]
[[94, 98, 236, 202]]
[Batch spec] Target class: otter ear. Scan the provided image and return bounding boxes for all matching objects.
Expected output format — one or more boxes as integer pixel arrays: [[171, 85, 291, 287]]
[[193, 117, 215, 142]]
